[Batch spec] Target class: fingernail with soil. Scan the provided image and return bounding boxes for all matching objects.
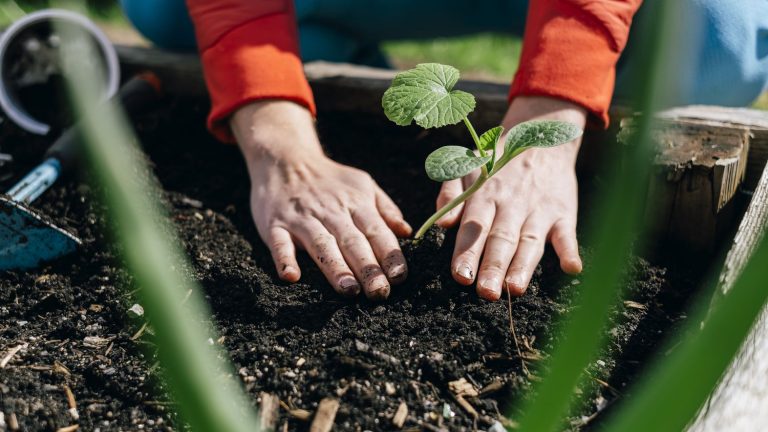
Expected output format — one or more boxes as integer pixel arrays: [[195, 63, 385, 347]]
[[387, 263, 408, 284], [282, 265, 299, 280], [504, 276, 526, 296], [456, 264, 473, 282], [367, 279, 391, 300], [478, 277, 501, 299], [338, 276, 360, 296]]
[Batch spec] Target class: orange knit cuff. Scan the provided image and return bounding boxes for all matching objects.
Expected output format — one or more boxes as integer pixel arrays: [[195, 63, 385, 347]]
[[199, 12, 316, 142], [510, 2, 626, 128]]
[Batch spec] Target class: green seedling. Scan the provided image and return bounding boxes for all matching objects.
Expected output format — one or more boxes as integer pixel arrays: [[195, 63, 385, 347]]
[[382, 63, 583, 239]]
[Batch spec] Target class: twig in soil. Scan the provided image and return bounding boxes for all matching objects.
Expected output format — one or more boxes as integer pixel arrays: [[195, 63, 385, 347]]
[[623, 300, 647, 311], [409, 381, 421, 399], [22, 365, 51, 372], [288, 409, 312, 422], [451, 394, 479, 419], [448, 378, 479, 397], [53, 361, 71, 376], [521, 335, 536, 352], [82, 336, 113, 349], [506, 291, 529, 375], [0, 344, 27, 368], [8, 412, 19, 431], [421, 422, 449, 432], [354, 340, 401, 365], [309, 397, 339, 432], [55, 425, 79, 432], [142, 400, 175, 406], [131, 322, 149, 340], [591, 376, 622, 397], [479, 379, 504, 396], [465, 374, 481, 390], [392, 401, 409, 428], [63, 385, 79, 420], [258, 392, 280, 431], [520, 351, 546, 362]]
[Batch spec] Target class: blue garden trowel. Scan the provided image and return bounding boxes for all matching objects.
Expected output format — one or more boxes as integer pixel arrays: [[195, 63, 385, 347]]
[[0, 74, 162, 271]]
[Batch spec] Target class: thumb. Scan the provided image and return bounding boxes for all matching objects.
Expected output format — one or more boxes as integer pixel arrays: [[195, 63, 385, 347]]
[[436, 179, 465, 228]]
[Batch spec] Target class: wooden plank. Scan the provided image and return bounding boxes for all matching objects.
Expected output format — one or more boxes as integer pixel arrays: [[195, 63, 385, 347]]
[[623, 113, 752, 252], [659, 105, 768, 190], [687, 161, 768, 432], [115, 45, 509, 130]]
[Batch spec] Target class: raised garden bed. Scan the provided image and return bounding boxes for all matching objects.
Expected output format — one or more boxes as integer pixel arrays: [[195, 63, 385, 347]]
[[1, 50, 767, 432]]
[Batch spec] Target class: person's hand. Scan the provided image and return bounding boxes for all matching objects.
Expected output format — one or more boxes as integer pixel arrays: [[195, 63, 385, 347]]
[[231, 100, 412, 299], [436, 96, 587, 301]]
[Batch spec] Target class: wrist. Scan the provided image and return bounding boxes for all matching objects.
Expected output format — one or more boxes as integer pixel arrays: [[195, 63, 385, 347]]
[[503, 96, 587, 129], [502, 96, 586, 165], [230, 100, 327, 170]]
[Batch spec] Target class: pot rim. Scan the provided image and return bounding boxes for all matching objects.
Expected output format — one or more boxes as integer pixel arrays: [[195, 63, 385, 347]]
[[0, 9, 120, 135]]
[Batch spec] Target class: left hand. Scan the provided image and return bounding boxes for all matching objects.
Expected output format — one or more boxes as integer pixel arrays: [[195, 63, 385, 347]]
[[435, 96, 588, 301]]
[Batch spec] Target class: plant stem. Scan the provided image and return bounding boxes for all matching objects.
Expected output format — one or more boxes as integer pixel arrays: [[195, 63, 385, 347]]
[[463, 117, 484, 156], [463, 117, 490, 176], [415, 173, 488, 239]]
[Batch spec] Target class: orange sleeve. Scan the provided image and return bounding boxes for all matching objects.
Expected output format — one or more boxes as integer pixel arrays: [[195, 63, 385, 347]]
[[186, 0, 315, 142], [510, 0, 643, 128]]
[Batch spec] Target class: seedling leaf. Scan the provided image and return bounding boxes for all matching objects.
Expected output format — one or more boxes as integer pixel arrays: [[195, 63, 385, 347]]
[[498, 120, 583, 167], [382, 63, 476, 129], [479, 126, 504, 171], [478, 126, 503, 152], [425, 146, 491, 182]]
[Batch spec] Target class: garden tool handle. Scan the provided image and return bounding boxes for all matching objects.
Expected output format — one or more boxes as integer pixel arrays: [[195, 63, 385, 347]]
[[44, 72, 163, 175]]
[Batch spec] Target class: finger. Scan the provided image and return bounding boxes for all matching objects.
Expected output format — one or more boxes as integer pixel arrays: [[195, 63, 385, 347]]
[[436, 179, 465, 228], [375, 188, 412, 237], [292, 219, 360, 297], [476, 210, 524, 301], [451, 200, 495, 286], [549, 219, 582, 274], [267, 226, 301, 282], [505, 218, 549, 296], [325, 217, 391, 300], [352, 210, 408, 285]]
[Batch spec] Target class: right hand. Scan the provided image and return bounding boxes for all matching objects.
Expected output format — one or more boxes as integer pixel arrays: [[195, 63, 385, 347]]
[[230, 100, 412, 299]]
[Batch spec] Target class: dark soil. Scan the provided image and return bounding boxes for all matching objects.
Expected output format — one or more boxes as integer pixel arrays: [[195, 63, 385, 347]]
[[0, 98, 704, 431]]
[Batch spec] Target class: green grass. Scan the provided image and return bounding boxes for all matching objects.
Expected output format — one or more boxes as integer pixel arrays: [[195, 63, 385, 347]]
[[384, 34, 521, 81], [753, 92, 768, 110], [0, 0, 124, 26]]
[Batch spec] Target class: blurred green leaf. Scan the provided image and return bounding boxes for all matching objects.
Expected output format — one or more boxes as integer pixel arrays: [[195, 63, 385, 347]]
[[604, 236, 768, 430], [57, 23, 260, 432], [512, 2, 670, 431]]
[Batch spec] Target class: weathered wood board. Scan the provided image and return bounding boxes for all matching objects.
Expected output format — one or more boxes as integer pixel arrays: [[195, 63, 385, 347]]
[[688, 160, 768, 432], [660, 106, 768, 191], [634, 115, 752, 251]]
